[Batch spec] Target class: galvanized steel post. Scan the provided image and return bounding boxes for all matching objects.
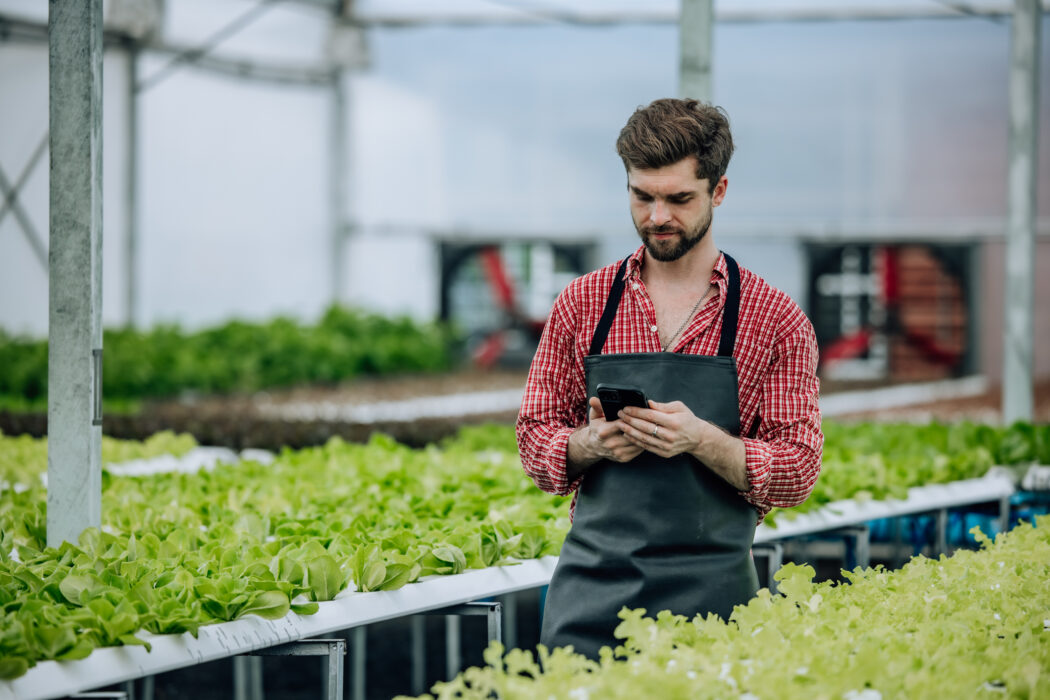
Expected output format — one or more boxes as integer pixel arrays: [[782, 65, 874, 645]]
[[679, 0, 714, 102], [125, 44, 140, 328], [330, 69, 348, 304], [1003, 0, 1041, 423], [47, 0, 105, 547]]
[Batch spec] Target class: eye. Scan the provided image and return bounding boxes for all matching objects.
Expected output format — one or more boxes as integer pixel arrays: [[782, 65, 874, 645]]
[[668, 195, 693, 205], [633, 191, 653, 202]]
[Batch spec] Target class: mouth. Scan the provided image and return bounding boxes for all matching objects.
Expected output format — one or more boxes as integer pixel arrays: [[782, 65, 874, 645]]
[[644, 228, 683, 241]]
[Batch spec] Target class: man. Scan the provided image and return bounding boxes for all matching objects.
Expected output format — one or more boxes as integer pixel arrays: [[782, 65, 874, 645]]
[[516, 98, 823, 660]]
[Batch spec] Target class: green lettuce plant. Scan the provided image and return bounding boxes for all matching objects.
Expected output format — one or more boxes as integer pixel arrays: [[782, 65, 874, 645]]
[[406, 516, 1050, 699]]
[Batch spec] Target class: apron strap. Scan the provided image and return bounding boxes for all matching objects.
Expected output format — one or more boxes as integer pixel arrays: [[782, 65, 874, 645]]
[[589, 253, 742, 357], [717, 253, 741, 358], [588, 257, 630, 356]]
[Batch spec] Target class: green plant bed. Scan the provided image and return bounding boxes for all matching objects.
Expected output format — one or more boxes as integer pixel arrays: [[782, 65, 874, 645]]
[[0, 421, 1046, 682], [0, 427, 568, 680], [0, 430, 198, 488], [764, 420, 1050, 526], [409, 516, 1050, 699], [0, 306, 458, 404], [0, 395, 143, 416]]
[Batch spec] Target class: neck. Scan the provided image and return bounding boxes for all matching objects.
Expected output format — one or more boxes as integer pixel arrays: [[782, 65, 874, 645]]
[[642, 236, 719, 290]]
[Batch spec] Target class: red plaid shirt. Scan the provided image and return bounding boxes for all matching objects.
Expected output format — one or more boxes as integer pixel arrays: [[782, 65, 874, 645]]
[[516, 246, 823, 523]]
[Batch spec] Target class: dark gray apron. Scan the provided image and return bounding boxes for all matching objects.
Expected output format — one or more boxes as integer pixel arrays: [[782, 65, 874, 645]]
[[540, 253, 759, 660]]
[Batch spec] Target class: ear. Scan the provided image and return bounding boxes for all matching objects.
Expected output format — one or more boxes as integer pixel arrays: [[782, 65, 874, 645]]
[[711, 176, 728, 207]]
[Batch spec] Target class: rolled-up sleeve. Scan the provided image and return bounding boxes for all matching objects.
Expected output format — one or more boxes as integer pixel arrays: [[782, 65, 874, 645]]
[[516, 286, 589, 497], [740, 311, 823, 517]]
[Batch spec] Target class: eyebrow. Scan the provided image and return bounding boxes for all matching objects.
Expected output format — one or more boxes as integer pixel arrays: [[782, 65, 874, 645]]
[[629, 185, 695, 200]]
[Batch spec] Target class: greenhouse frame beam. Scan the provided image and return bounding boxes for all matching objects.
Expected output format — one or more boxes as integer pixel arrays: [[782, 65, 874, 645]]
[[0, 135, 49, 272], [47, 0, 104, 548], [348, 2, 1047, 27], [679, 0, 714, 101], [1003, 0, 1042, 423], [146, 42, 336, 86], [0, 14, 336, 88]]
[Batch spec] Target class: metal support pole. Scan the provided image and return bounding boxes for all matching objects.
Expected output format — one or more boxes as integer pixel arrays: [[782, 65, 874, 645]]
[[329, 69, 348, 304], [232, 655, 262, 700], [892, 517, 906, 569], [499, 592, 518, 651], [351, 626, 365, 700], [486, 603, 502, 645], [232, 656, 247, 700], [444, 614, 461, 681], [411, 615, 426, 696], [841, 526, 871, 570], [429, 601, 502, 680], [250, 638, 348, 700], [125, 42, 140, 328], [998, 494, 1013, 536], [47, 0, 104, 548], [678, 0, 714, 102], [1002, 0, 1041, 423], [752, 542, 784, 594], [935, 509, 949, 555], [324, 639, 344, 700], [70, 693, 127, 699]]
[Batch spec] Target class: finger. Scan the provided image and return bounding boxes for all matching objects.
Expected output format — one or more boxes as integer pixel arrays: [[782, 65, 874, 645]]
[[646, 399, 688, 413], [622, 422, 662, 447], [621, 407, 663, 428], [622, 412, 666, 439], [596, 421, 627, 440], [588, 396, 605, 420]]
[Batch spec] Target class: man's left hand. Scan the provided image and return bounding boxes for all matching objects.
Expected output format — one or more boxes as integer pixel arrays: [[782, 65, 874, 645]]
[[619, 400, 707, 460], [619, 401, 750, 491]]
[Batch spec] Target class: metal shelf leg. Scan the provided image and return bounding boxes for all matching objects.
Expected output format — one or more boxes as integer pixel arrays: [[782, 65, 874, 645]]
[[248, 638, 348, 700], [411, 615, 426, 696], [445, 614, 461, 681], [752, 542, 784, 594], [936, 509, 948, 555], [841, 525, 871, 570], [428, 600, 503, 681], [499, 592, 517, 650], [998, 494, 1012, 535], [232, 655, 263, 700], [351, 627, 366, 700]]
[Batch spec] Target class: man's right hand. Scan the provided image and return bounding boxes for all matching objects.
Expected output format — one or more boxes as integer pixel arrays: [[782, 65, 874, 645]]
[[565, 397, 645, 481]]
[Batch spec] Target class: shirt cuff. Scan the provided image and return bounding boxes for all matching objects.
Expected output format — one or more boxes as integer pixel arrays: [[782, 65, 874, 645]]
[[551, 427, 585, 495], [740, 437, 772, 501]]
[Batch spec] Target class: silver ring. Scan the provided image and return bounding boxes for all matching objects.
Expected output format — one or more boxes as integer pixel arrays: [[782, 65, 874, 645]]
[[652, 425, 659, 438]]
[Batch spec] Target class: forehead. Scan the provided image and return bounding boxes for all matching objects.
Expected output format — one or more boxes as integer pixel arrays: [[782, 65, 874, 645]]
[[627, 157, 706, 193]]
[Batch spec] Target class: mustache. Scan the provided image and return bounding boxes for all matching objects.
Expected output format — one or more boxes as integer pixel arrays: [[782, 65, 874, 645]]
[[641, 225, 684, 236]]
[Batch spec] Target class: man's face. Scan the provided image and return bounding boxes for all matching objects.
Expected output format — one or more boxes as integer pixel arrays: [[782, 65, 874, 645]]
[[628, 157, 727, 262]]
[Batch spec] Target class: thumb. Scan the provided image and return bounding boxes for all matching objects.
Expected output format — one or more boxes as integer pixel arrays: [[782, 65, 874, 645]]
[[588, 396, 606, 420]]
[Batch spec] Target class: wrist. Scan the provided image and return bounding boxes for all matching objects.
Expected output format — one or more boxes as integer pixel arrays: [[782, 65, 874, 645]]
[[566, 426, 600, 480], [689, 419, 716, 462]]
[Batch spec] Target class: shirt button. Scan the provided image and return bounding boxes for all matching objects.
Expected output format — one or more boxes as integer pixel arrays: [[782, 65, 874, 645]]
[[632, 282, 639, 290], [650, 325, 658, 333]]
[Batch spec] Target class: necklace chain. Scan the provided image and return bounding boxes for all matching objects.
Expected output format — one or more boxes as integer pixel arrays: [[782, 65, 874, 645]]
[[662, 283, 713, 352]]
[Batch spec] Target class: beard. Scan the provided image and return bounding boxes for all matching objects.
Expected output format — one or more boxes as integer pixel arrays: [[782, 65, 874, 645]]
[[637, 206, 713, 262]]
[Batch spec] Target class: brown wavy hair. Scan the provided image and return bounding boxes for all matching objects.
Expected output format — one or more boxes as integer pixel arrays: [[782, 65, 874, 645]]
[[615, 98, 734, 193]]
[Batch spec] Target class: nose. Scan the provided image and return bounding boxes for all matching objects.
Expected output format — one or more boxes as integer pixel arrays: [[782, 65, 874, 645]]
[[649, 200, 671, 226]]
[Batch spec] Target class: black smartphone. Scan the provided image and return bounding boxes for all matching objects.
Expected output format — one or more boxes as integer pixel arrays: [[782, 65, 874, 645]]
[[595, 383, 650, 419]]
